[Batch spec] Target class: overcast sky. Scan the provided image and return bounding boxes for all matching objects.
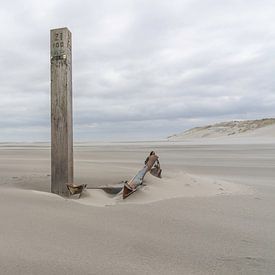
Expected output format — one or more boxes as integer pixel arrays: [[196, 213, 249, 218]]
[[1, 0, 275, 141]]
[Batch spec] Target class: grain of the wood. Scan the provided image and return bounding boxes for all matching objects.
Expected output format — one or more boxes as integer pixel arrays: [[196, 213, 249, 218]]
[[50, 27, 73, 196]]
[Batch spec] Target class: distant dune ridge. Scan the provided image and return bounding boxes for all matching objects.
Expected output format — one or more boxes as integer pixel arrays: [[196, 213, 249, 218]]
[[168, 118, 275, 141]]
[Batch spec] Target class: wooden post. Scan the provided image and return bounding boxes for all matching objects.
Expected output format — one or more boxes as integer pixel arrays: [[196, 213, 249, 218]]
[[50, 27, 73, 196]]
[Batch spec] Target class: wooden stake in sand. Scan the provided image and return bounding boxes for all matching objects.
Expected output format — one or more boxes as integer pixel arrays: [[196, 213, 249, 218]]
[[50, 27, 73, 196]]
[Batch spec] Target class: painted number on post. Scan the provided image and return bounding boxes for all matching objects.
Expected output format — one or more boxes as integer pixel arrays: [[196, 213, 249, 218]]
[[53, 32, 64, 49]]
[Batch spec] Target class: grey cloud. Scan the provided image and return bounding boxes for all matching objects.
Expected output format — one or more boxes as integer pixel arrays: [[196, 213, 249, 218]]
[[1, 0, 275, 141]]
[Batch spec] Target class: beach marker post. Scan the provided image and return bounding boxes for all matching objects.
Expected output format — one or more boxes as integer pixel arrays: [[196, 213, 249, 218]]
[[50, 27, 73, 196]]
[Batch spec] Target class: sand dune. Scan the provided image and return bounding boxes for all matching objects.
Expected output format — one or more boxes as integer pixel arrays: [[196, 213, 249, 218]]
[[76, 172, 248, 207], [168, 118, 275, 141]]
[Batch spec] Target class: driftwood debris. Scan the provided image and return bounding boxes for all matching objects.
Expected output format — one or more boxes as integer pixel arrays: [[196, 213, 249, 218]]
[[122, 151, 162, 199], [66, 183, 87, 198], [66, 152, 162, 200]]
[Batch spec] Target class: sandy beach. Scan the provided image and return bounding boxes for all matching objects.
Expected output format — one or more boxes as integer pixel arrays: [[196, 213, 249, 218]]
[[0, 141, 275, 274], [1, 0, 275, 273]]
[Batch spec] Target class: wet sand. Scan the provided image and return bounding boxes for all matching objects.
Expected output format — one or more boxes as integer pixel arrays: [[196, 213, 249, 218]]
[[0, 141, 275, 274]]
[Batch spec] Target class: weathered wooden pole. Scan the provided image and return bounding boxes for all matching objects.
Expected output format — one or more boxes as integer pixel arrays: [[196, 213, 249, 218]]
[[50, 27, 73, 196]]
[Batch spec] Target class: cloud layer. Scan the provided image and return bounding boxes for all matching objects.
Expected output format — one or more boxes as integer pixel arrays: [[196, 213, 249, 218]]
[[1, 0, 275, 141]]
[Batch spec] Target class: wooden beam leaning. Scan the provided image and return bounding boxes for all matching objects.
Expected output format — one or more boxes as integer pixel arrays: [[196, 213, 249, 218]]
[[50, 27, 73, 196]]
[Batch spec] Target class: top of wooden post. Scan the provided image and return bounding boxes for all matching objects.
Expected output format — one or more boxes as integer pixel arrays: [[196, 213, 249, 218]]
[[50, 27, 72, 62]]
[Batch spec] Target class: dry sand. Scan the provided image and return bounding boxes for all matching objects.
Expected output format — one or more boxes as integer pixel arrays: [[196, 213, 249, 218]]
[[0, 140, 275, 274]]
